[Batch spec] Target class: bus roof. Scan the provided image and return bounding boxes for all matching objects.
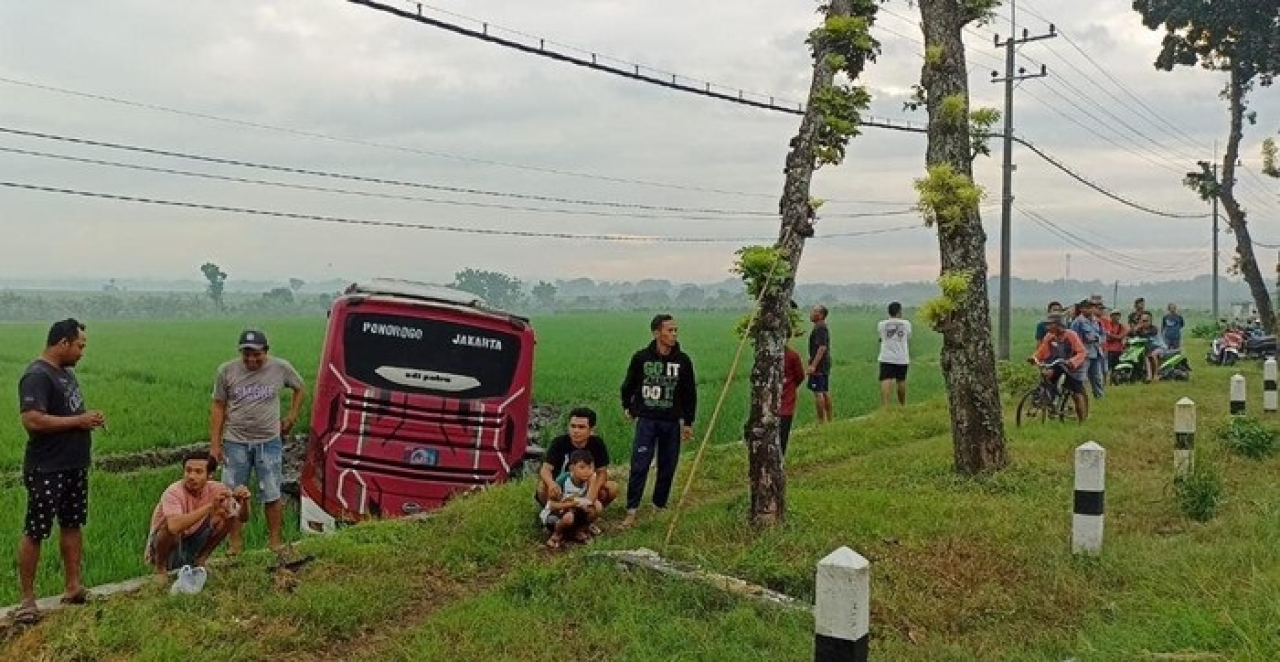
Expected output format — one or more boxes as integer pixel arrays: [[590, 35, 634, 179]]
[[348, 279, 486, 307], [343, 278, 530, 326]]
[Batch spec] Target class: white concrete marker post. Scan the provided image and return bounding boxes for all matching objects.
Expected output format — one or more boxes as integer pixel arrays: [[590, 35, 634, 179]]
[[1264, 358, 1278, 414], [814, 546, 870, 662], [1230, 374, 1247, 416], [1072, 441, 1106, 556], [1174, 398, 1196, 478]]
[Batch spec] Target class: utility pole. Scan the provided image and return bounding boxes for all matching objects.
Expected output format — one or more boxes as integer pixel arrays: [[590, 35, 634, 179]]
[[1212, 161, 1220, 322], [992, 1, 1055, 361], [1191, 153, 1221, 321]]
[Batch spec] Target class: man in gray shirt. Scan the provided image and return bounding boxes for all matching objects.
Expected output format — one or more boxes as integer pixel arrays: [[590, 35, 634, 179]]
[[210, 329, 305, 553]]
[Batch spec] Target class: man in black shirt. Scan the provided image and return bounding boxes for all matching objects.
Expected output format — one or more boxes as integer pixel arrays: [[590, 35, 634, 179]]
[[619, 314, 697, 528], [14, 319, 107, 624], [536, 407, 617, 518], [807, 305, 834, 424]]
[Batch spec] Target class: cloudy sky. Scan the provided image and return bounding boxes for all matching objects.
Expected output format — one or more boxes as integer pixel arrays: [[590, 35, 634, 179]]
[[1, 0, 1277, 287]]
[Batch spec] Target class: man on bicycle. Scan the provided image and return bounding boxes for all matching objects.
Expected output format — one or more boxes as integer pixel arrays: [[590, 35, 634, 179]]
[[1029, 314, 1089, 423]]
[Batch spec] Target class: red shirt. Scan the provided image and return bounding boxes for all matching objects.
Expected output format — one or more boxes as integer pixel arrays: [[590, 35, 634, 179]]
[[1101, 318, 1127, 353], [781, 347, 805, 416]]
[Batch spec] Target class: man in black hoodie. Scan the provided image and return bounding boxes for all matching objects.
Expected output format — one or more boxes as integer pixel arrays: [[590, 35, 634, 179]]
[[619, 314, 697, 528]]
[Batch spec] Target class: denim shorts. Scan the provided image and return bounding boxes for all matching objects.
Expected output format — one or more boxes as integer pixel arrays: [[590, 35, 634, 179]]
[[222, 437, 283, 503]]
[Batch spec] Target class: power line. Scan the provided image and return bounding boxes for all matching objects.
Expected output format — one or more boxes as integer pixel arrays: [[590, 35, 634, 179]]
[[348, 0, 1209, 221], [0, 144, 822, 223], [1021, 206, 1207, 274], [0, 126, 915, 221], [0, 179, 923, 243], [0, 75, 779, 201], [1018, 1, 1211, 156]]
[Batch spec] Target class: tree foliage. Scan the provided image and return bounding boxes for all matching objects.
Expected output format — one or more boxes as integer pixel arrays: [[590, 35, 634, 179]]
[[1133, 0, 1280, 331], [200, 262, 227, 310], [451, 268, 523, 310], [531, 281, 557, 309]]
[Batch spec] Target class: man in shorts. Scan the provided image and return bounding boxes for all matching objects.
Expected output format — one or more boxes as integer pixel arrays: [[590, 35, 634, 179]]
[[146, 450, 251, 575], [807, 305, 833, 423], [877, 302, 913, 407], [210, 329, 306, 553], [1030, 314, 1089, 423], [15, 319, 107, 623]]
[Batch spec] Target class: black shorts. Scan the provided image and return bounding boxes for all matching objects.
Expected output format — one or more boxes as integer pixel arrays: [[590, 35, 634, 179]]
[[1060, 374, 1086, 395], [807, 373, 830, 393], [878, 362, 909, 382], [23, 468, 89, 540]]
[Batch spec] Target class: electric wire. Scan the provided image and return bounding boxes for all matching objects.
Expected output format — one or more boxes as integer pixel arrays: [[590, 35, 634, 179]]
[[0, 179, 924, 243]]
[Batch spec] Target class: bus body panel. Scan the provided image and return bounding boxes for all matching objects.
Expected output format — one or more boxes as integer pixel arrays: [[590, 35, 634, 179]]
[[300, 284, 534, 533]]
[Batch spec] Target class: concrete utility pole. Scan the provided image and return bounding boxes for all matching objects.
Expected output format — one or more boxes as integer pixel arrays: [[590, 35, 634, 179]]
[[1190, 156, 1221, 321], [992, 0, 1055, 360]]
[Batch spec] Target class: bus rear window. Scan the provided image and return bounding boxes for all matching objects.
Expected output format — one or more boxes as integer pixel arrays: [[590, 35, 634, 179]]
[[343, 312, 520, 399]]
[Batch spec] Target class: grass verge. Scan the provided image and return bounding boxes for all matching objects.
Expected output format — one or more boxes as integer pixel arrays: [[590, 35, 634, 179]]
[[3, 340, 1278, 661]]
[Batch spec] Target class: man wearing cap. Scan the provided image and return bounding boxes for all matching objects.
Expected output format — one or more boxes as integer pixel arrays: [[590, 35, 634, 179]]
[[210, 329, 306, 553], [1030, 314, 1089, 422]]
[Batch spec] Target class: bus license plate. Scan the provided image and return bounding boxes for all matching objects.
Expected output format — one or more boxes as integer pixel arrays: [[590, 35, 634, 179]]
[[407, 448, 439, 466]]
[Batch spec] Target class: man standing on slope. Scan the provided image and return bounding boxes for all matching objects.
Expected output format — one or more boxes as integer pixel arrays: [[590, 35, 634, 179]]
[[619, 314, 697, 529], [210, 329, 306, 554], [877, 302, 913, 407], [807, 305, 833, 423], [14, 319, 106, 624]]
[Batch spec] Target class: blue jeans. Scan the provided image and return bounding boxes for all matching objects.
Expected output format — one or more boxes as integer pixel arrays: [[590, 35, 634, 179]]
[[222, 437, 284, 503], [626, 418, 681, 511], [1087, 356, 1106, 398]]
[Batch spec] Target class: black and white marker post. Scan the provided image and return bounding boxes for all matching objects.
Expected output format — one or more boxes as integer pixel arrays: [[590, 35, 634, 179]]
[[1264, 357, 1277, 414], [1230, 373, 1247, 416], [814, 546, 870, 662], [1072, 441, 1106, 556], [1174, 397, 1195, 478]]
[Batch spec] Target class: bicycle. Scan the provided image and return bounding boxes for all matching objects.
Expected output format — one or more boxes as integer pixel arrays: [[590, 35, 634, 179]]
[[1016, 359, 1076, 426]]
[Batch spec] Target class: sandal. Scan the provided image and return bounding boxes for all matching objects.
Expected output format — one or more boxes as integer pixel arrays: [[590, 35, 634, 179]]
[[588, 524, 603, 537], [60, 587, 92, 605], [13, 604, 40, 624], [545, 534, 563, 550]]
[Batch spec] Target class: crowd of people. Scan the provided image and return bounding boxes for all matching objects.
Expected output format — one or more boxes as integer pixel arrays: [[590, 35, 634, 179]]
[[1030, 295, 1186, 422]]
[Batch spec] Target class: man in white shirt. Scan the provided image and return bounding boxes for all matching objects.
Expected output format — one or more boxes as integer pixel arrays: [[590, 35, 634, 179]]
[[877, 302, 913, 408]]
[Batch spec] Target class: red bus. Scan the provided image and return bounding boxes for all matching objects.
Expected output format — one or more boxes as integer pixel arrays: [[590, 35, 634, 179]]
[[300, 279, 537, 533]]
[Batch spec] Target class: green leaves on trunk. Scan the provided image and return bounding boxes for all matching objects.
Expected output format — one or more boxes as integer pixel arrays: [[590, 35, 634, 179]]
[[914, 163, 985, 231], [806, 9, 880, 167]]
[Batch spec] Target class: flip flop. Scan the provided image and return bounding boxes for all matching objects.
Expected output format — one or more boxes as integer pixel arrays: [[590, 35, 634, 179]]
[[13, 604, 41, 624], [545, 534, 563, 550], [588, 524, 603, 537], [60, 587, 92, 605]]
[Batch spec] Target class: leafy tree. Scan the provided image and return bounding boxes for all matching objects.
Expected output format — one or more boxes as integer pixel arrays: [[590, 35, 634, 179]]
[[289, 278, 306, 293], [737, 0, 880, 527], [1134, 0, 1280, 331], [531, 281, 557, 310], [263, 287, 295, 305], [913, 0, 1009, 474], [451, 268, 523, 310], [200, 262, 228, 310], [674, 284, 706, 309]]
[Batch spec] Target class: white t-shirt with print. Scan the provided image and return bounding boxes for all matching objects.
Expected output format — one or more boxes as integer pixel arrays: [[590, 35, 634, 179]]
[[877, 318, 912, 365]]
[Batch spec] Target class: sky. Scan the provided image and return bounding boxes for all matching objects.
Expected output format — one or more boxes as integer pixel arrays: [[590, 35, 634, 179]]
[[0, 0, 1277, 288]]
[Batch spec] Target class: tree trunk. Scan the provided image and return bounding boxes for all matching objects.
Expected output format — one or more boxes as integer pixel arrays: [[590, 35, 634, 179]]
[[917, 0, 1008, 474], [1219, 64, 1276, 332], [742, 0, 854, 527]]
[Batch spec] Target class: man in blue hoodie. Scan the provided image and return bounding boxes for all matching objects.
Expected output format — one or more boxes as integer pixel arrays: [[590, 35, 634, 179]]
[[619, 314, 697, 528]]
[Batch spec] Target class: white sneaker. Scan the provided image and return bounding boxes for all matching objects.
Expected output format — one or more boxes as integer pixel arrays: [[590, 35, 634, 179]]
[[170, 565, 207, 595]]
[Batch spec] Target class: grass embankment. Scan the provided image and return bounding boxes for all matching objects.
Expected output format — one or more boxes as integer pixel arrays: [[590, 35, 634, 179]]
[[0, 310, 946, 604], [5, 340, 1278, 661]]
